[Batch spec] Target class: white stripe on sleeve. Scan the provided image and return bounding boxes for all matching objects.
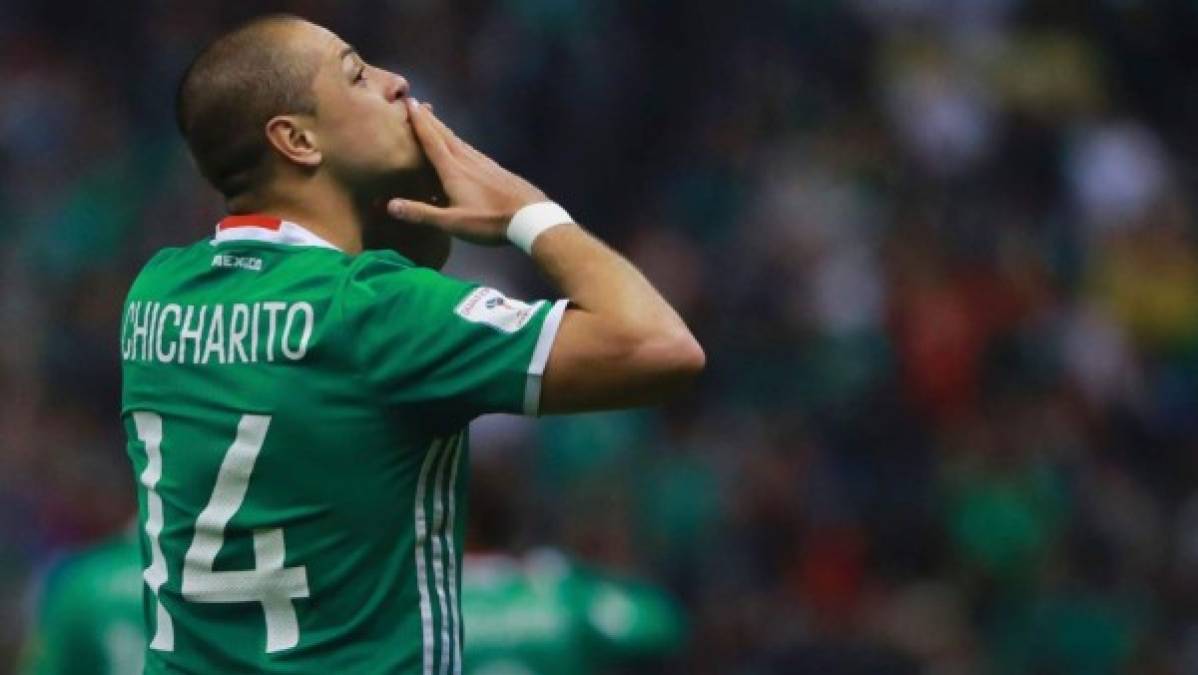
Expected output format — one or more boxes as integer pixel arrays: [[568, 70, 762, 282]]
[[523, 299, 568, 416]]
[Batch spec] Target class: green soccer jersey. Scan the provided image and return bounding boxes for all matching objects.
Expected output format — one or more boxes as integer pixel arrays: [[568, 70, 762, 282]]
[[21, 529, 145, 675], [461, 550, 685, 675], [120, 215, 566, 674]]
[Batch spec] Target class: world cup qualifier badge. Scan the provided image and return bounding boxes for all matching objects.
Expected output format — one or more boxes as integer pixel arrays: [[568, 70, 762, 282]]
[[454, 287, 537, 333]]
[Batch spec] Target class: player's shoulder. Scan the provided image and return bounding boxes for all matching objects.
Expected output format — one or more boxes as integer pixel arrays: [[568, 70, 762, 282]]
[[124, 240, 209, 299], [128, 239, 211, 281], [137, 244, 189, 273], [124, 246, 180, 300], [338, 249, 466, 302], [343, 248, 431, 281]]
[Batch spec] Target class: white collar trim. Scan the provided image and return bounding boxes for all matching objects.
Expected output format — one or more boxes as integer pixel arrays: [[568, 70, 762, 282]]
[[211, 219, 342, 252]]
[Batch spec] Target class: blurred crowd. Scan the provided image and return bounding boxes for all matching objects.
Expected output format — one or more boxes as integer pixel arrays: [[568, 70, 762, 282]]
[[4, 0, 1198, 673]]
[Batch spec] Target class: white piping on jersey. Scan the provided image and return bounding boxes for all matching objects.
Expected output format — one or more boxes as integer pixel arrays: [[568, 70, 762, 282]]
[[524, 299, 569, 416], [431, 437, 453, 675], [443, 434, 465, 675], [414, 433, 464, 675], [414, 438, 441, 675], [211, 220, 342, 252]]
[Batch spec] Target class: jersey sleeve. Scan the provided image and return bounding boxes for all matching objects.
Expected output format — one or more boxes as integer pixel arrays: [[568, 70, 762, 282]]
[[340, 253, 567, 421]]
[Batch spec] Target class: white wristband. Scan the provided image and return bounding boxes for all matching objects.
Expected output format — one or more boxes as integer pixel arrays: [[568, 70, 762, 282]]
[[507, 202, 573, 254]]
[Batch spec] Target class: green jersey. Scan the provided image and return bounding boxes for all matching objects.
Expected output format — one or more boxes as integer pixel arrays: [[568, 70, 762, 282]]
[[120, 215, 566, 674], [461, 551, 685, 675], [21, 530, 145, 675]]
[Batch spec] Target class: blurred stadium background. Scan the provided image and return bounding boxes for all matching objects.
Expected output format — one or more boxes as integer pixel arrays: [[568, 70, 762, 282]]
[[5, 0, 1198, 673]]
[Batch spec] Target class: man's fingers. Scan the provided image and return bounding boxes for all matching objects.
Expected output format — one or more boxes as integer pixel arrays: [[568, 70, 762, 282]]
[[387, 198, 456, 227], [406, 98, 452, 164], [420, 104, 456, 139], [420, 104, 484, 159], [415, 102, 498, 169]]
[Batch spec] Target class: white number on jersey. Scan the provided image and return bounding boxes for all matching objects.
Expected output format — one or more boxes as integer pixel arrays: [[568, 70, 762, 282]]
[[132, 412, 310, 654]]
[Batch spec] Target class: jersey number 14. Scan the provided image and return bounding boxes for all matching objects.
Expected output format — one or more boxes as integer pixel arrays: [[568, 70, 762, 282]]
[[133, 412, 310, 653]]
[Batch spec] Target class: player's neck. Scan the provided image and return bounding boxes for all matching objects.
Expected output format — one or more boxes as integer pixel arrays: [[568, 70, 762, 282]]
[[231, 178, 369, 254]]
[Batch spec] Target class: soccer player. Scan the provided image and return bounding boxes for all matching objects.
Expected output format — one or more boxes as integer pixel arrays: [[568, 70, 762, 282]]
[[120, 13, 704, 675], [463, 551, 685, 675], [461, 466, 685, 674], [20, 529, 144, 675]]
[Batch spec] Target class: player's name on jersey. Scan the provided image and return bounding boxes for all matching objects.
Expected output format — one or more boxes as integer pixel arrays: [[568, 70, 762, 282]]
[[121, 300, 314, 365]]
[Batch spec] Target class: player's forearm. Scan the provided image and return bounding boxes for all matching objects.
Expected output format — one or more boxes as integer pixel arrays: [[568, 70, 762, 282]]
[[531, 223, 704, 370], [390, 99, 704, 403]]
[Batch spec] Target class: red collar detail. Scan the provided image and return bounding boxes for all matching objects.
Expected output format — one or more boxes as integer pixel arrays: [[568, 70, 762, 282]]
[[217, 214, 282, 231]]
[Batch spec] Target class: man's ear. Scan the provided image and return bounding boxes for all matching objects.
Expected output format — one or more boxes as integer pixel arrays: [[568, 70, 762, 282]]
[[264, 115, 322, 168]]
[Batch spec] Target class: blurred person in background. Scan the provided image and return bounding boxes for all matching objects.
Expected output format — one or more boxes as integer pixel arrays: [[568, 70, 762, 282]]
[[19, 528, 143, 675], [461, 461, 685, 675]]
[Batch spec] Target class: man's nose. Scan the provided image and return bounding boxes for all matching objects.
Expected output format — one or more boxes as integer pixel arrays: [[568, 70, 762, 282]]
[[383, 71, 410, 103]]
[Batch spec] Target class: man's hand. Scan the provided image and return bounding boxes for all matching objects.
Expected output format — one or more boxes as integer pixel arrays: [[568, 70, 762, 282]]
[[387, 98, 546, 245], [387, 98, 704, 414]]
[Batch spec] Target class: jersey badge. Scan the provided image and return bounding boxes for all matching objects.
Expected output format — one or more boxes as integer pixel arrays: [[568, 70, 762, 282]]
[[455, 287, 536, 333]]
